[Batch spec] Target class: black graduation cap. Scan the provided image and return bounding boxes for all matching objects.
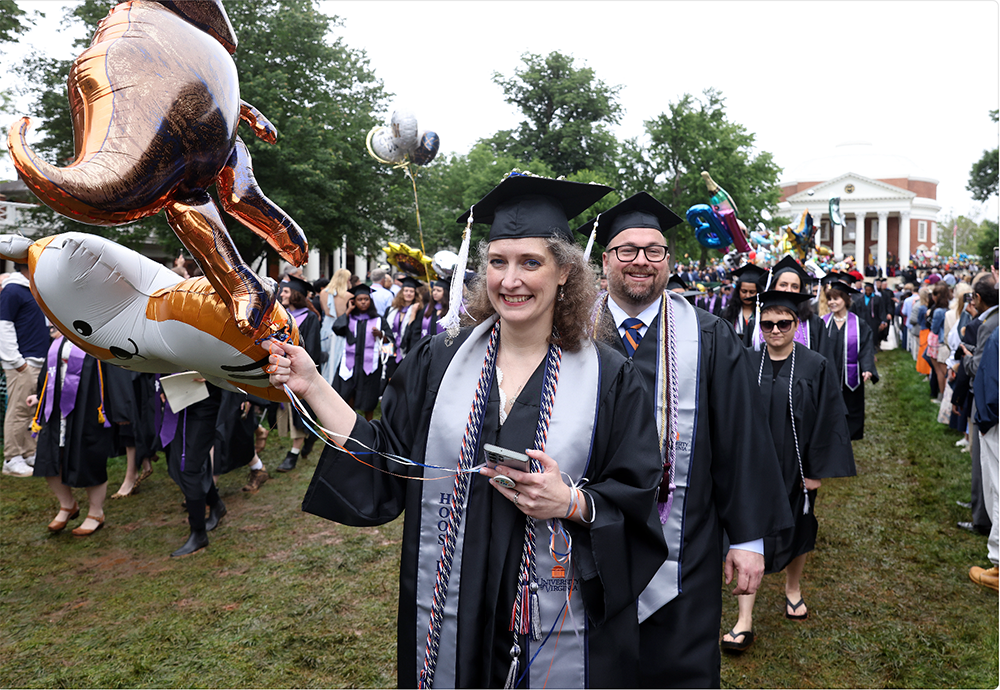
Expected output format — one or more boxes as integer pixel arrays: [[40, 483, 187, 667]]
[[820, 271, 851, 286], [431, 279, 450, 291], [400, 276, 421, 289], [348, 283, 372, 297], [728, 263, 768, 285], [826, 280, 861, 296], [575, 192, 683, 247], [456, 172, 613, 243], [282, 276, 313, 296], [757, 289, 811, 314], [666, 275, 689, 292], [770, 255, 810, 289]]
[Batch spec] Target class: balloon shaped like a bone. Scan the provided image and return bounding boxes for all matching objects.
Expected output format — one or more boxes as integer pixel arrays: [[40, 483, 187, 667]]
[[6, 0, 306, 337]]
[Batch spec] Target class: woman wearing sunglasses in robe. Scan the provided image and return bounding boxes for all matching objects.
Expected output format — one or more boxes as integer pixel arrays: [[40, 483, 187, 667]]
[[721, 291, 855, 654], [823, 281, 879, 440]]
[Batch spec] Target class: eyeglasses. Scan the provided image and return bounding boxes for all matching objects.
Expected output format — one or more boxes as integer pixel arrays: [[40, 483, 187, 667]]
[[607, 244, 668, 263], [759, 319, 794, 333]]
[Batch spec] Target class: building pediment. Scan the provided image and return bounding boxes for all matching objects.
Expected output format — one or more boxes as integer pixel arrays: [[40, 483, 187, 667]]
[[786, 173, 916, 203]]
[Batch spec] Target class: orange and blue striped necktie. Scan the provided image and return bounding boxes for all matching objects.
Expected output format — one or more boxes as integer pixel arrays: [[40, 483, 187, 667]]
[[622, 318, 644, 357]]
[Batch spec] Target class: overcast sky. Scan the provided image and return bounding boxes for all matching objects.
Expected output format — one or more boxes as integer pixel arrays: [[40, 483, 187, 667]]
[[4, 0, 998, 223]]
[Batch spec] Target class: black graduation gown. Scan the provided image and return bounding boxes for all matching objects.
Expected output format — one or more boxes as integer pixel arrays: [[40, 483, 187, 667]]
[[302, 328, 667, 688], [332, 310, 392, 412], [753, 345, 856, 573], [852, 292, 886, 342], [823, 315, 879, 440], [165, 384, 221, 501], [213, 389, 266, 476], [600, 303, 793, 689], [32, 345, 114, 488], [279, 312, 323, 433]]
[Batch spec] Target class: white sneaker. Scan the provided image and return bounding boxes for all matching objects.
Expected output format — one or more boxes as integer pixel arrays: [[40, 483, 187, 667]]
[[22, 454, 35, 467], [956, 438, 969, 448], [2, 457, 33, 477]]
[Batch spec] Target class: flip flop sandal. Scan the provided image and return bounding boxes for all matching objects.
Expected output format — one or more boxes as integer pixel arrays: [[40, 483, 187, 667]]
[[785, 596, 808, 620], [720, 629, 754, 654]]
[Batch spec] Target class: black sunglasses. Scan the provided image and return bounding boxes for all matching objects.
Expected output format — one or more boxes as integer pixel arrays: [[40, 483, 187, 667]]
[[759, 319, 794, 333]]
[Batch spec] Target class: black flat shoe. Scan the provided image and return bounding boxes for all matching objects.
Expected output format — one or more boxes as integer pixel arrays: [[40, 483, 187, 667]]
[[205, 500, 227, 532], [785, 597, 808, 620], [171, 529, 208, 557], [276, 452, 298, 472]]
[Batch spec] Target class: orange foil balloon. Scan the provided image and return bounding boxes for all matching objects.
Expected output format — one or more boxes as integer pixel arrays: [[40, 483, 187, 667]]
[[6, 0, 307, 338], [0, 232, 297, 403]]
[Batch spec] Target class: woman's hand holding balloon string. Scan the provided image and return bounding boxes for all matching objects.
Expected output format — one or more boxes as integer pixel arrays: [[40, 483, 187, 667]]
[[263, 338, 358, 440], [481, 449, 591, 524]]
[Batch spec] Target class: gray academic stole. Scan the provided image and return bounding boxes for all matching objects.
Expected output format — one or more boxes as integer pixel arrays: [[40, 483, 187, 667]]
[[637, 291, 701, 622], [417, 316, 600, 687]]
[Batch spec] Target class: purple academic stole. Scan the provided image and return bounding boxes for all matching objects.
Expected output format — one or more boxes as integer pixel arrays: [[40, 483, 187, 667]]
[[824, 312, 862, 390], [290, 307, 310, 327], [345, 313, 376, 374], [393, 308, 409, 363], [43, 337, 85, 422], [421, 303, 442, 337], [156, 375, 180, 448]]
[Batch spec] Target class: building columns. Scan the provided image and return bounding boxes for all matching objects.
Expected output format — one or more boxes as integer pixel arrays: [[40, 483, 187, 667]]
[[898, 210, 911, 266], [853, 210, 866, 263], [876, 210, 888, 274], [353, 253, 369, 282], [833, 217, 844, 257]]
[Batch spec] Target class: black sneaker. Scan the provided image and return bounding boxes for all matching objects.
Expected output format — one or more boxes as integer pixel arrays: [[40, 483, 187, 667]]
[[277, 452, 298, 473]]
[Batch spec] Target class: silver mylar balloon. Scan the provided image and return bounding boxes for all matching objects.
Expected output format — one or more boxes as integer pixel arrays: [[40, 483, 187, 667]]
[[370, 126, 406, 163], [390, 109, 419, 155], [432, 250, 459, 278]]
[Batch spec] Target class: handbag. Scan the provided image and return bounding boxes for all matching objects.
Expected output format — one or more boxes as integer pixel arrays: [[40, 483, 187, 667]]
[[927, 330, 940, 357]]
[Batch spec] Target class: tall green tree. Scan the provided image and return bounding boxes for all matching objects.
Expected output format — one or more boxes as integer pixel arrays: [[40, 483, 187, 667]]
[[0, 0, 34, 45], [13, 0, 391, 263], [967, 109, 999, 202], [617, 89, 782, 267], [483, 51, 623, 179]]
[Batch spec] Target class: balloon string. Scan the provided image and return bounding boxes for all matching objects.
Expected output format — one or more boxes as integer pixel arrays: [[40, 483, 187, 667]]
[[405, 165, 434, 287]]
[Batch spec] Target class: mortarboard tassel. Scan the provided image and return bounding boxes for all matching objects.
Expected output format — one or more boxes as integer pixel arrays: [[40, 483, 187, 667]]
[[441, 206, 473, 340], [582, 213, 601, 263]]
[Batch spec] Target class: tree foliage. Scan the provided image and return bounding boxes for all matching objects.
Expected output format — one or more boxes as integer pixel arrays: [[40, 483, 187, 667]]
[[967, 109, 999, 203], [12, 0, 391, 264], [0, 0, 33, 45], [483, 51, 622, 179], [615, 89, 783, 266]]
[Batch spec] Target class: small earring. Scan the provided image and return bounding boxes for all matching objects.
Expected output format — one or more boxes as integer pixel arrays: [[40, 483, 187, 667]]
[[558, 285, 565, 302]]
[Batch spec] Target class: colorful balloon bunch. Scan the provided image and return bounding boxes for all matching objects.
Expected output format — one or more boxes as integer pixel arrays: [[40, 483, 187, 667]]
[[366, 109, 440, 167], [685, 172, 752, 253]]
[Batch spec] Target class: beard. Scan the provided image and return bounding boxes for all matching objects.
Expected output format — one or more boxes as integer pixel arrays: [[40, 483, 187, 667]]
[[607, 265, 669, 308]]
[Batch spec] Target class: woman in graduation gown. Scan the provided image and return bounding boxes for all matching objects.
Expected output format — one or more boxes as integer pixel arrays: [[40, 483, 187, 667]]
[[265, 173, 667, 689], [721, 291, 855, 653], [30, 324, 115, 536], [332, 284, 393, 420], [822, 281, 879, 440], [721, 263, 766, 344], [749, 256, 826, 353], [385, 276, 423, 379], [405, 278, 449, 350]]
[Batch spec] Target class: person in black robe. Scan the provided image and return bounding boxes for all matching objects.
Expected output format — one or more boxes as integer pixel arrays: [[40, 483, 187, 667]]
[[265, 174, 668, 688], [852, 280, 888, 343], [824, 281, 879, 439], [746, 255, 827, 353], [104, 368, 159, 498], [274, 276, 322, 472], [721, 291, 855, 654], [332, 283, 392, 421], [721, 263, 767, 346], [404, 278, 449, 352], [213, 388, 270, 493], [161, 382, 228, 556], [29, 325, 115, 536], [577, 192, 793, 688]]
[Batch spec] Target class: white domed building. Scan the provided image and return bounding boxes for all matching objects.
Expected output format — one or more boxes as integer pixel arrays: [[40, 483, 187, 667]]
[[777, 142, 942, 271]]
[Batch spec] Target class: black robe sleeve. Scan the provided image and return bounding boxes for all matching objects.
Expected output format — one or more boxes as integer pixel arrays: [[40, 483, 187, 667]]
[[792, 346, 857, 479], [858, 317, 880, 383]]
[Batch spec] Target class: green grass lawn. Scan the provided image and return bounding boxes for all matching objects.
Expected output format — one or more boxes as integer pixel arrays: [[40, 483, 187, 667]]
[[0, 349, 997, 687]]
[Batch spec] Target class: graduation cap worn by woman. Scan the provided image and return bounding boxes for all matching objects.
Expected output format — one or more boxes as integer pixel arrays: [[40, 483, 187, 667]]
[[264, 171, 668, 688]]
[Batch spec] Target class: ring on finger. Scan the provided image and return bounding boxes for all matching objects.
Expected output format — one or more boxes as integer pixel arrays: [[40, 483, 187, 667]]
[[512, 491, 520, 506]]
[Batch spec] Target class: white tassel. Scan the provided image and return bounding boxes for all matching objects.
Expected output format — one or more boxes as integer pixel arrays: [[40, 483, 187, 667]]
[[583, 214, 601, 263], [530, 587, 542, 641], [441, 207, 472, 339]]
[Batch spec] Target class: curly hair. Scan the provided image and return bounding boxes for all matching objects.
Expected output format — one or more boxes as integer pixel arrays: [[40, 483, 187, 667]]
[[463, 236, 612, 352]]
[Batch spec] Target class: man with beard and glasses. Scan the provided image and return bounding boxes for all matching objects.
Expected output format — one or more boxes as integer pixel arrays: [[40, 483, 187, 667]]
[[580, 192, 791, 688]]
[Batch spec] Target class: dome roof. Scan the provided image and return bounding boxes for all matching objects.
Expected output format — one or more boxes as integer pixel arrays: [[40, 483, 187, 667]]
[[780, 142, 932, 185]]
